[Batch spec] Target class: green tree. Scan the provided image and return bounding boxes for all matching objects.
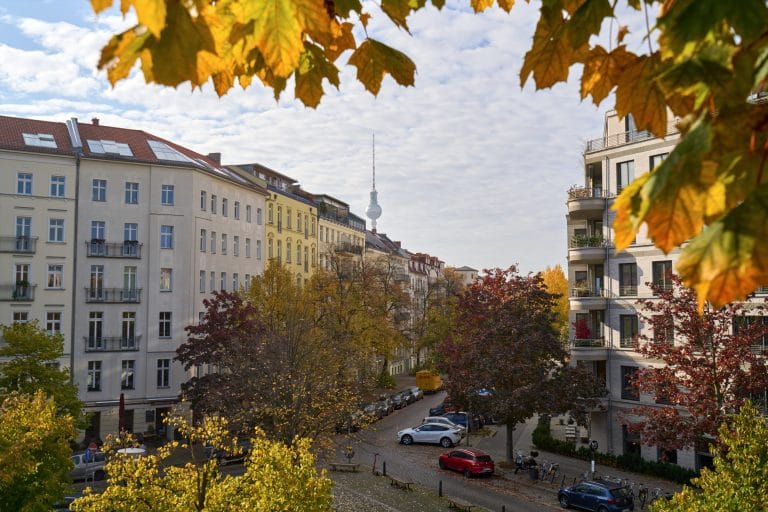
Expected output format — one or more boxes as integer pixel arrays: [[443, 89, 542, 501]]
[[653, 401, 768, 512], [70, 415, 333, 512], [0, 322, 84, 426], [0, 391, 75, 512], [92, 0, 768, 307]]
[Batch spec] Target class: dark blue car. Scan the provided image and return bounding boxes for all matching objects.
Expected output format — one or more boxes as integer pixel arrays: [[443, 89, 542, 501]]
[[558, 479, 634, 512]]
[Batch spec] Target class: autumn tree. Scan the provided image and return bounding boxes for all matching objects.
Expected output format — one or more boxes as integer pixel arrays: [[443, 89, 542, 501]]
[[654, 401, 768, 512], [177, 265, 361, 448], [0, 391, 75, 512], [0, 321, 84, 426], [439, 266, 603, 461], [92, 0, 768, 306], [70, 415, 333, 512], [412, 268, 462, 369], [624, 275, 768, 452], [541, 264, 569, 341]]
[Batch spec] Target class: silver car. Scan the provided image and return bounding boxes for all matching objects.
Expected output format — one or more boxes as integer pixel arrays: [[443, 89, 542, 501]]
[[397, 423, 462, 447], [69, 451, 106, 481]]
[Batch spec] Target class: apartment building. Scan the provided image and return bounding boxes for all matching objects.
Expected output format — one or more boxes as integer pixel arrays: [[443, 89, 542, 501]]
[[314, 194, 366, 271], [229, 163, 318, 285], [567, 111, 691, 465], [0, 117, 78, 369]]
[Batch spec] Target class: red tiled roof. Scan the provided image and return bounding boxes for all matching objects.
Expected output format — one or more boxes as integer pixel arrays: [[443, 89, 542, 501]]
[[0, 115, 73, 156]]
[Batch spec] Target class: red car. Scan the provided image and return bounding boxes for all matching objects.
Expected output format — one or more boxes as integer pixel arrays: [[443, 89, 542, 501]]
[[438, 448, 495, 478]]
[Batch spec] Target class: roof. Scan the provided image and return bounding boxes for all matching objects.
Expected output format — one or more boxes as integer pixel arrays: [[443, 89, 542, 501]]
[[454, 266, 478, 272], [0, 115, 74, 156], [232, 162, 298, 184]]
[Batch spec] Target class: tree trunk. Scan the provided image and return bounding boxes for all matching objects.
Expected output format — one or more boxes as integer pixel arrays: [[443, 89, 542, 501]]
[[506, 422, 516, 462]]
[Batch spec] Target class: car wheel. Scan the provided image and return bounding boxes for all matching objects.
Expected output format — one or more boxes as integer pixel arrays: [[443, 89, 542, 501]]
[[596, 507, 609, 512], [440, 437, 453, 448], [439, 460, 446, 470], [558, 494, 569, 509], [463, 468, 471, 478], [401, 434, 413, 445], [94, 469, 106, 481]]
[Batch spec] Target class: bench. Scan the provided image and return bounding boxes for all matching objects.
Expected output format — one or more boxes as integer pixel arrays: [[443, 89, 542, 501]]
[[328, 462, 360, 472], [388, 476, 413, 490], [446, 497, 476, 511]]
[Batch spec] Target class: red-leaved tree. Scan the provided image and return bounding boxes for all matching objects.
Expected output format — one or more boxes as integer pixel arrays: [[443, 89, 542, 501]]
[[626, 275, 768, 451], [438, 266, 603, 461]]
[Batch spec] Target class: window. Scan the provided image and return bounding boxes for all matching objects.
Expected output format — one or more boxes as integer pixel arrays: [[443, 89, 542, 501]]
[[89, 265, 104, 299], [23, 132, 57, 148], [311, 218, 315, 236], [161, 184, 174, 205], [125, 182, 139, 204], [268, 203, 273, 224], [221, 234, 227, 255], [277, 206, 282, 231], [619, 263, 638, 296], [621, 365, 639, 400], [220, 272, 227, 291], [244, 274, 250, 291], [297, 213, 302, 231], [160, 268, 172, 291], [199, 270, 206, 293], [17, 172, 32, 195], [268, 238, 273, 259], [210, 232, 217, 253], [87, 361, 102, 391], [160, 225, 173, 249], [616, 160, 634, 192], [210, 271, 215, 292], [122, 312, 136, 342], [157, 359, 170, 388], [652, 260, 673, 292], [147, 140, 190, 161], [256, 207, 262, 225], [121, 360, 135, 390], [319, 227, 324, 242], [245, 238, 251, 258], [246, 205, 252, 223], [159, 312, 172, 338], [650, 153, 668, 170], [123, 267, 137, 298], [47, 264, 63, 289], [87, 139, 133, 156], [87, 312, 103, 348], [46, 312, 62, 335], [232, 273, 238, 290], [287, 208, 292, 229], [286, 241, 292, 263], [733, 316, 768, 352], [91, 221, 105, 241], [653, 315, 674, 344], [233, 236, 239, 257], [50, 176, 65, 197], [296, 243, 302, 264], [256, 240, 262, 260], [124, 223, 137, 242], [620, 314, 638, 348], [201, 191, 207, 211], [222, 198, 228, 217], [48, 218, 64, 242], [92, 179, 106, 201], [211, 194, 217, 213], [13, 311, 28, 323]]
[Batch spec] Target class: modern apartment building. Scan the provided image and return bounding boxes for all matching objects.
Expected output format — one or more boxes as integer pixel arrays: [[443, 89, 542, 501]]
[[0, 117, 78, 370], [566, 111, 693, 465]]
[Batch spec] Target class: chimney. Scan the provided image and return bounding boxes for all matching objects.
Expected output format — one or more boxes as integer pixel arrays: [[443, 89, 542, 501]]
[[207, 152, 221, 164], [92, 118, 99, 126]]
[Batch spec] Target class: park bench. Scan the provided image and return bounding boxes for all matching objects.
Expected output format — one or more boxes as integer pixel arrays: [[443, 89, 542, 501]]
[[328, 462, 360, 472], [446, 496, 476, 511], [388, 476, 413, 490]]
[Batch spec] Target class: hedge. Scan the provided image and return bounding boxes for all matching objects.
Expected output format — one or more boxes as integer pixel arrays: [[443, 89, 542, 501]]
[[532, 423, 697, 485]]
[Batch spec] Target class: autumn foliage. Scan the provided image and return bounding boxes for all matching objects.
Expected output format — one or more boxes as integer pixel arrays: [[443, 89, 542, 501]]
[[624, 275, 768, 452]]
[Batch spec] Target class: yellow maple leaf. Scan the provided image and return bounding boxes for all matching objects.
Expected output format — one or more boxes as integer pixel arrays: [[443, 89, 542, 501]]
[[615, 53, 668, 137], [471, 0, 496, 13], [580, 45, 635, 105], [496, 0, 515, 13], [124, 0, 167, 37], [348, 38, 416, 95]]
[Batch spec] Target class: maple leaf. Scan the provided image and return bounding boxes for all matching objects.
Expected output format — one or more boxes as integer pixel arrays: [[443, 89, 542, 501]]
[[566, 0, 612, 49], [580, 45, 635, 105], [381, 0, 426, 31], [495, 0, 514, 13], [615, 53, 668, 136], [295, 42, 341, 107], [348, 39, 416, 95]]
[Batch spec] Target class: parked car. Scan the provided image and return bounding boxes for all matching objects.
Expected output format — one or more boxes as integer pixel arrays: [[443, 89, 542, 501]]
[[363, 403, 384, 421], [429, 400, 457, 416], [442, 411, 484, 431], [557, 479, 634, 512], [69, 451, 106, 481], [399, 389, 416, 405], [438, 448, 494, 477], [390, 393, 405, 409], [53, 492, 84, 511], [397, 423, 462, 447], [422, 416, 466, 436], [377, 397, 394, 415], [208, 439, 252, 466], [335, 410, 363, 433], [407, 386, 424, 400]]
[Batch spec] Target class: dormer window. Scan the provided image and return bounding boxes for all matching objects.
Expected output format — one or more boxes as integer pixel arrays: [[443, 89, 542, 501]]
[[23, 133, 57, 148]]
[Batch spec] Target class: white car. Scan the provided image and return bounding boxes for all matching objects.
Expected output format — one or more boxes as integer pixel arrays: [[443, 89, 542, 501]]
[[397, 423, 462, 447], [422, 416, 467, 436]]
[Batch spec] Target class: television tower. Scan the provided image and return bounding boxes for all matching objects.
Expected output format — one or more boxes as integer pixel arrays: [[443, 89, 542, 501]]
[[365, 132, 382, 232]]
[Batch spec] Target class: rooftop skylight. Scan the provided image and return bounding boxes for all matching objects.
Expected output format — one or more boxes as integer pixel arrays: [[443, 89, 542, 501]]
[[23, 133, 57, 148], [87, 139, 133, 156], [148, 140, 193, 163]]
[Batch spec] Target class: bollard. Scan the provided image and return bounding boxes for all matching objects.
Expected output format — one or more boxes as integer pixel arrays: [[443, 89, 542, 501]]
[[382, 461, 387, 477], [439, 480, 443, 497]]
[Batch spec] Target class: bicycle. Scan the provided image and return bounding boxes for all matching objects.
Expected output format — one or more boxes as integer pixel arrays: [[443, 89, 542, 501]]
[[539, 461, 560, 483], [647, 487, 673, 507], [636, 484, 648, 510]]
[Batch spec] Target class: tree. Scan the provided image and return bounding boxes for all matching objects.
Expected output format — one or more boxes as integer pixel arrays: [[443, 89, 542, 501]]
[[0, 321, 84, 426], [91, 0, 768, 307], [70, 415, 333, 512], [653, 401, 768, 512], [177, 265, 361, 448], [0, 391, 75, 512], [438, 266, 602, 461], [412, 268, 462, 369], [624, 275, 768, 452], [541, 264, 569, 340]]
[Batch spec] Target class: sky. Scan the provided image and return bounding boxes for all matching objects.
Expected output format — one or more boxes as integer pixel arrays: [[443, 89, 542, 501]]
[[0, 1, 651, 274]]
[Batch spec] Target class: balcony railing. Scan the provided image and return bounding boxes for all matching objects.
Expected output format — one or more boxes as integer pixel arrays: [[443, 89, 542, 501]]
[[83, 335, 141, 352], [0, 236, 38, 253], [585, 122, 678, 153], [335, 241, 363, 255], [570, 235, 607, 249], [86, 240, 142, 258], [619, 285, 638, 297], [571, 337, 606, 348], [84, 287, 142, 303], [567, 187, 612, 201], [570, 286, 605, 298], [0, 284, 36, 301]]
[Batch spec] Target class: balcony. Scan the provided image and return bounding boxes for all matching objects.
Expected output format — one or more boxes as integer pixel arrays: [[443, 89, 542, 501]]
[[86, 240, 142, 258], [569, 286, 606, 310], [0, 283, 36, 301], [584, 121, 678, 153], [570, 337, 607, 361], [568, 235, 607, 263], [567, 187, 610, 219], [335, 241, 363, 255], [83, 335, 141, 352], [619, 285, 638, 297], [84, 287, 142, 303], [0, 236, 38, 254]]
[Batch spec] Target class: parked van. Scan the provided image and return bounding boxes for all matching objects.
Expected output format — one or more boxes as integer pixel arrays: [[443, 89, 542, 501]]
[[69, 451, 106, 481]]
